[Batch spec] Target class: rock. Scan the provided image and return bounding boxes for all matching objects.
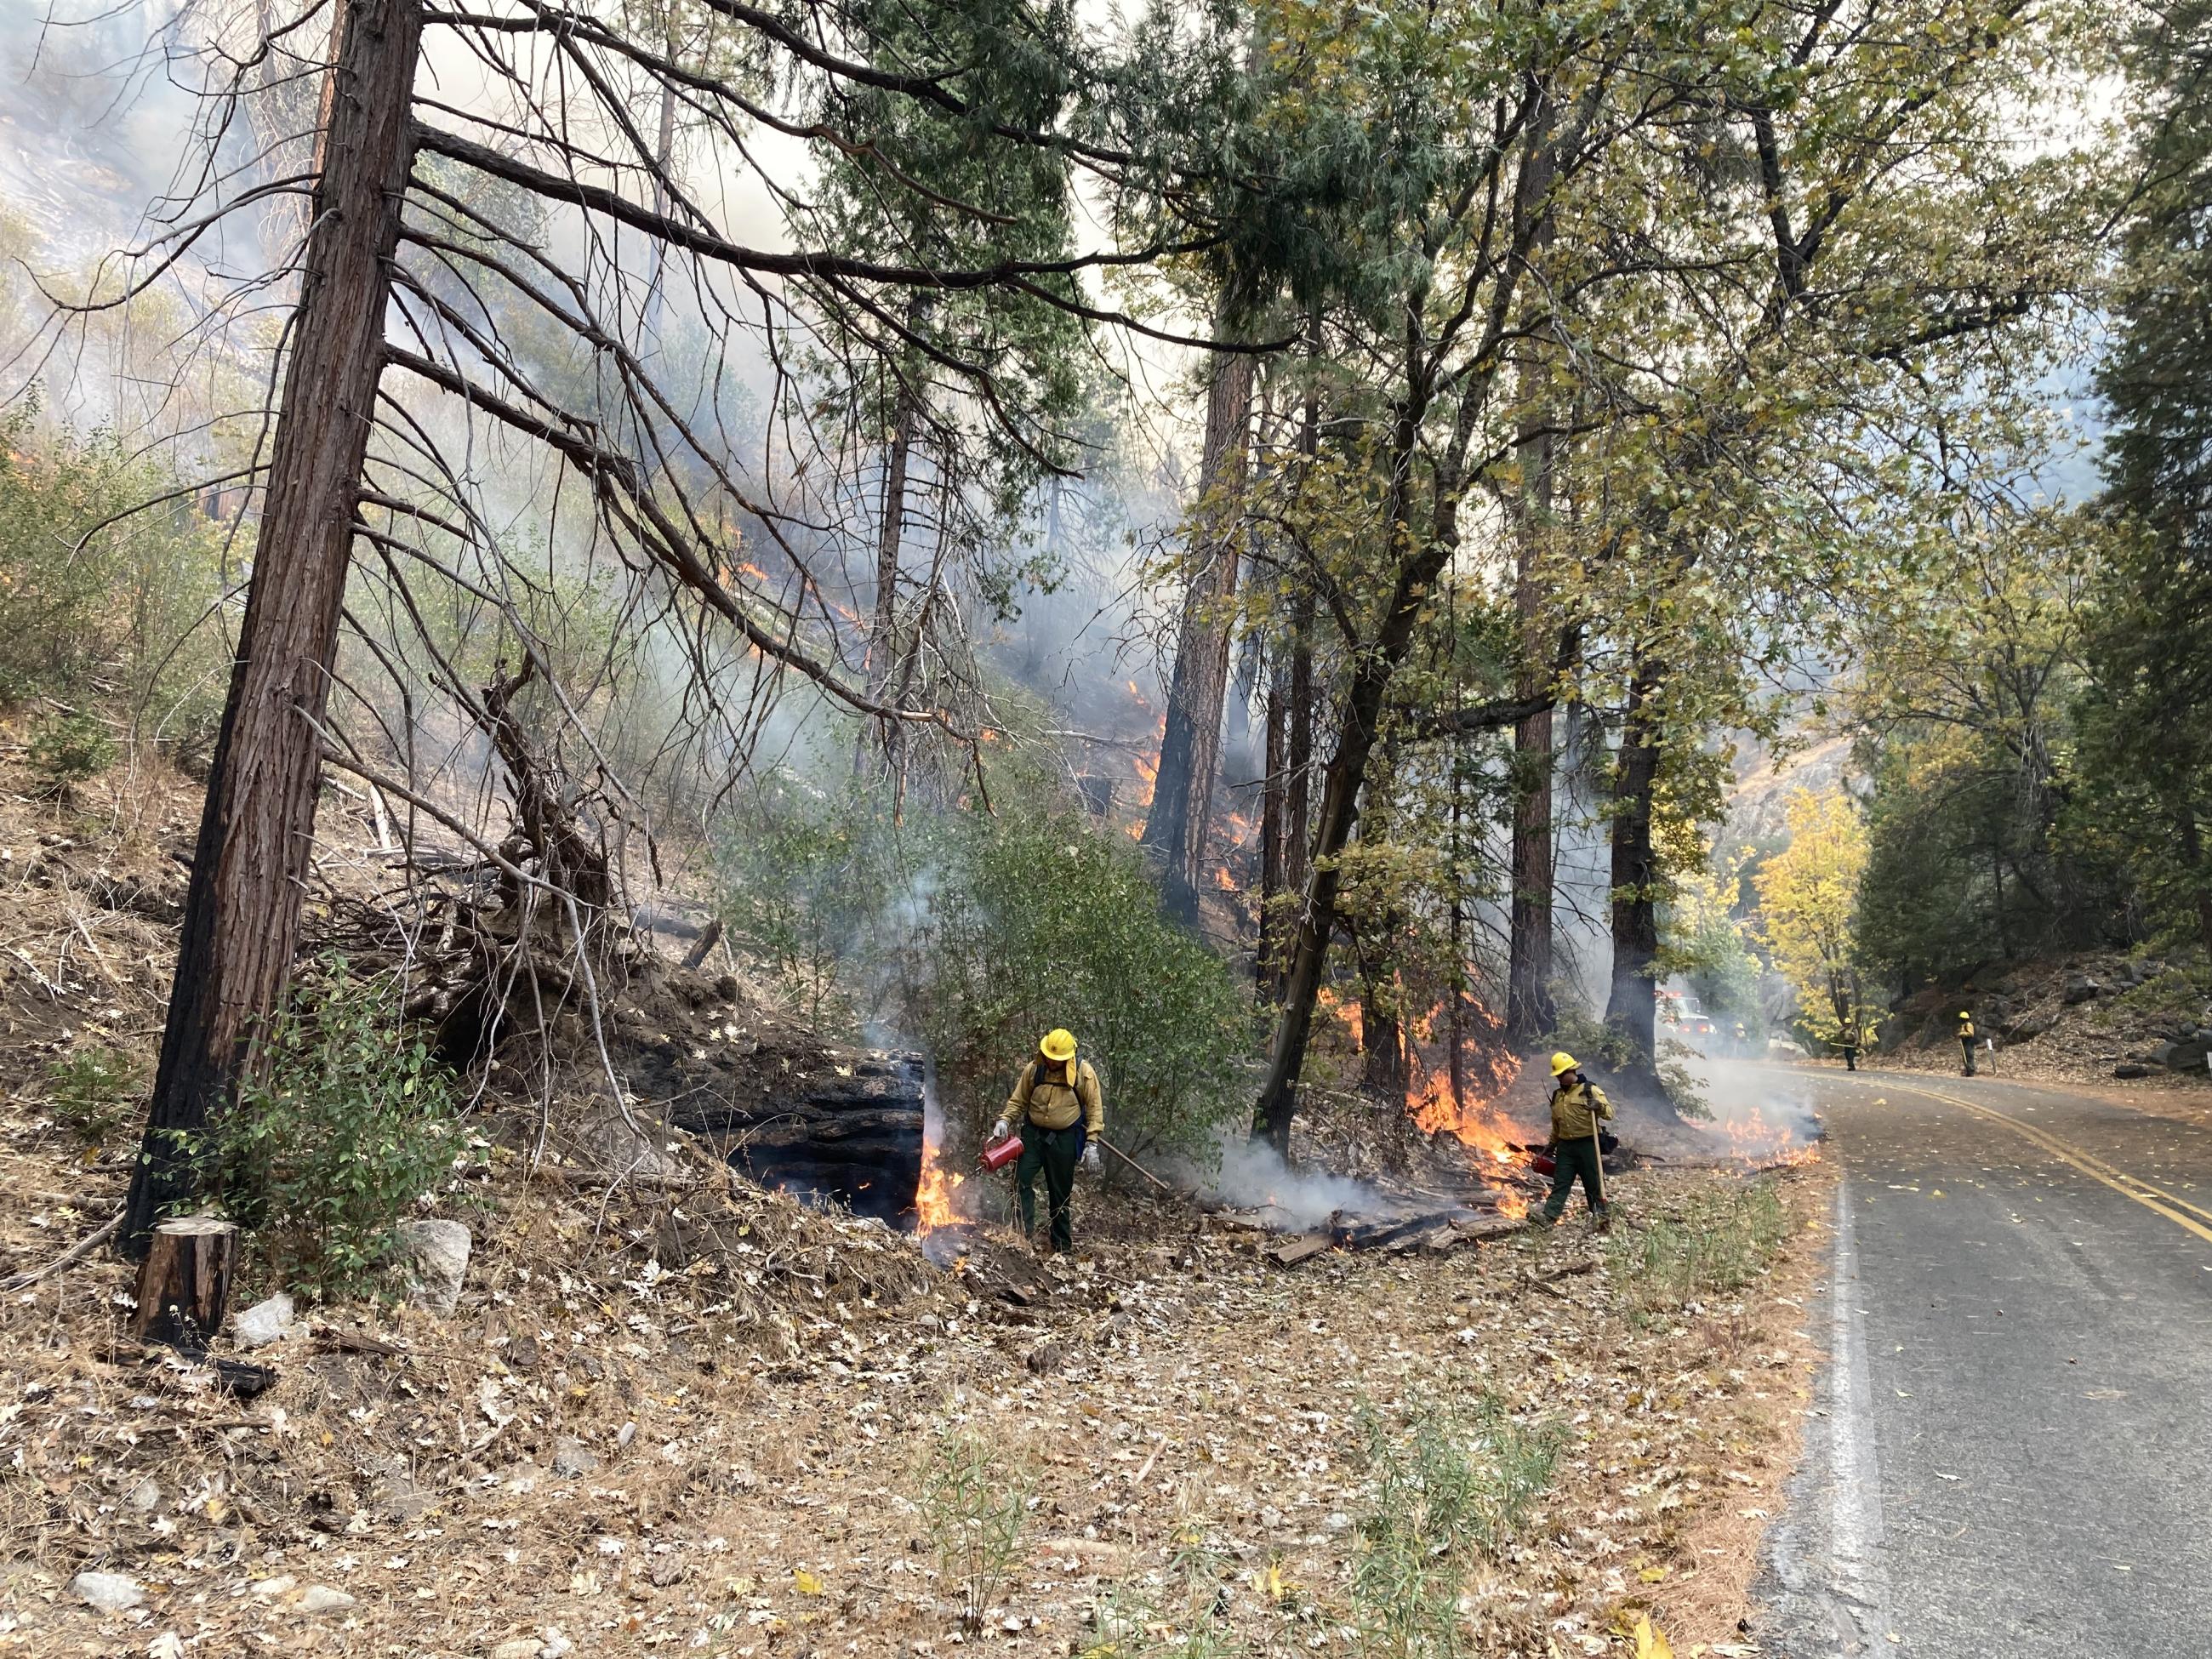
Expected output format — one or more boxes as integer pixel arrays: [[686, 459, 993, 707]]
[[540, 1629, 575, 1659], [2002, 1011, 2055, 1041], [2113, 1063, 2152, 1080], [1764, 1038, 1806, 1059], [128, 1477, 161, 1514], [2167, 1040, 2210, 1071], [550, 1438, 600, 1479], [391, 1219, 472, 1313], [234, 1292, 299, 1351], [250, 1575, 298, 1598], [490, 1641, 541, 1659], [2064, 974, 2101, 1005], [70, 1571, 145, 1613], [296, 1584, 355, 1613]]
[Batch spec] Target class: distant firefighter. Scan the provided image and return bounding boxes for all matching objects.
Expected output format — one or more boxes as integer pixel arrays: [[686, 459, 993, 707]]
[[1540, 1052, 1613, 1229], [1957, 1011, 1977, 1076]]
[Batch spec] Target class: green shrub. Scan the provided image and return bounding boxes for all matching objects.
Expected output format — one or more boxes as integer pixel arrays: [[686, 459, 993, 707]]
[[44, 1044, 140, 1143], [1351, 1393, 1563, 1658], [190, 955, 471, 1299], [26, 710, 117, 795], [911, 1427, 1034, 1632], [1607, 1178, 1790, 1326], [913, 807, 1252, 1163], [0, 412, 230, 755]]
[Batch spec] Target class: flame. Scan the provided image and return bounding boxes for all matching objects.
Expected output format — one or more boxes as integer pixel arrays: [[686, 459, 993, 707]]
[[1407, 1058, 1527, 1168], [915, 1137, 965, 1233], [1716, 1102, 1819, 1169], [1316, 987, 1363, 1048], [1213, 865, 1237, 892]]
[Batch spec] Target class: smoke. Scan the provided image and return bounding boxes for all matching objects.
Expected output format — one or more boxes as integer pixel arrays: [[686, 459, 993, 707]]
[[1183, 1128, 1394, 1231], [1689, 1056, 1824, 1165]]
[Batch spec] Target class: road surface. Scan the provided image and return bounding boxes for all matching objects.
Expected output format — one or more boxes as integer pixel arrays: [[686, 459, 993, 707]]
[[1714, 1061, 2212, 1656]]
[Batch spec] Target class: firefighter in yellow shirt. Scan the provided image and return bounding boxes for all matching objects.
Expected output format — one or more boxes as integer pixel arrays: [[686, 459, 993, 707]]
[[991, 1029, 1104, 1254]]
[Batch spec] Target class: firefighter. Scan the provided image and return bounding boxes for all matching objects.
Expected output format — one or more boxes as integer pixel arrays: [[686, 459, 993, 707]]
[[1540, 1052, 1613, 1229], [990, 1029, 1104, 1255], [1957, 1010, 1977, 1075]]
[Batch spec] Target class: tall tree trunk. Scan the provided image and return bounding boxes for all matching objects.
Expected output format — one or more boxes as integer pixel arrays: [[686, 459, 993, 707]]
[[1254, 398, 1452, 1153], [1603, 654, 1666, 1086], [1506, 404, 1558, 1041], [1258, 651, 1290, 996], [123, 0, 423, 1251], [1143, 340, 1255, 922]]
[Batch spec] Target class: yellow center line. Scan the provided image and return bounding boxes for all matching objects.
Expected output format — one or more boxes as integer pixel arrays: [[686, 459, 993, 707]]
[[1891, 1081, 2212, 1247]]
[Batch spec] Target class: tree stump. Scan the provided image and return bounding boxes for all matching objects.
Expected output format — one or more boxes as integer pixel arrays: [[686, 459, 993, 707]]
[[131, 1217, 237, 1349]]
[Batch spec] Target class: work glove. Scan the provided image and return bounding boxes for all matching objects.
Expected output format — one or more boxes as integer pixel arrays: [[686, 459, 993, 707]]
[[990, 1120, 1011, 1143], [1082, 1143, 1101, 1171]]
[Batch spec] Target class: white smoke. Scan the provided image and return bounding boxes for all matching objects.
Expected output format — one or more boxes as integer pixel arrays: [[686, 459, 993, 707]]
[[1180, 1128, 1395, 1230]]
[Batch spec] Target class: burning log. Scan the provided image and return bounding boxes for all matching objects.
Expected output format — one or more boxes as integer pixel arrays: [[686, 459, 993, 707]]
[[674, 1052, 925, 1225]]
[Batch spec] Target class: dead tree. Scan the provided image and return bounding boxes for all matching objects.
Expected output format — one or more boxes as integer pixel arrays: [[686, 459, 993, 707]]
[[123, 0, 425, 1246]]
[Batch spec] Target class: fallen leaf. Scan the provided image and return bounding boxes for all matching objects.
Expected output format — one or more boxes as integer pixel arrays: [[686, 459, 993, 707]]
[[1633, 1611, 1673, 1659], [793, 1568, 824, 1595]]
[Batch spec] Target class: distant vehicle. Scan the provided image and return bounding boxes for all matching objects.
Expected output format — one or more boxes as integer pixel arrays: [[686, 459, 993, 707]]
[[1657, 990, 1716, 1052]]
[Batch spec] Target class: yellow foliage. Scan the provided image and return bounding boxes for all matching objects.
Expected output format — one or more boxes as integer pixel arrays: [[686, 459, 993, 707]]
[[1755, 789, 1882, 1049]]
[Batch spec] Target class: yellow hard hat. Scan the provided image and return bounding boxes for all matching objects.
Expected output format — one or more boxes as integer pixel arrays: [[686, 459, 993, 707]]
[[1959, 1012, 1971, 1019], [1549, 1051, 1578, 1078], [1040, 1029, 1078, 1063]]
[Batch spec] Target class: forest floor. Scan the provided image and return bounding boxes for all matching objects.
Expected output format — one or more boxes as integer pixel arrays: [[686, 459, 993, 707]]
[[0, 747, 1836, 1658], [1, 1150, 1832, 1659]]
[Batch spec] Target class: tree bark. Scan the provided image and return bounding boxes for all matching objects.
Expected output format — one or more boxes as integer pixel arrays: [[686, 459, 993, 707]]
[[123, 0, 422, 1252], [1506, 405, 1558, 1041], [1603, 654, 1664, 1079], [1258, 650, 1289, 995], [130, 1217, 238, 1348], [1143, 340, 1255, 922], [1253, 396, 1454, 1153]]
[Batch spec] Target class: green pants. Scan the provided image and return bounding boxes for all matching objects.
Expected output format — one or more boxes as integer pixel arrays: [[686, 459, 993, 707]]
[[1961, 1038, 1977, 1075], [1542, 1136, 1608, 1223], [1016, 1122, 1084, 1252]]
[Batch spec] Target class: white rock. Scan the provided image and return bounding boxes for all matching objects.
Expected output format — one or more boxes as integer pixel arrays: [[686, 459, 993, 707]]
[[234, 1292, 299, 1351], [249, 1574, 298, 1598], [128, 1478, 161, 1514], [70, 1571, 145, 1613], [539, 1628, 575, 1659], [295, 1584, 355, 1613], [489, 1641, 540, 1659], [391, 1219, 472, 1313], [550, 1439, 598, 1479]]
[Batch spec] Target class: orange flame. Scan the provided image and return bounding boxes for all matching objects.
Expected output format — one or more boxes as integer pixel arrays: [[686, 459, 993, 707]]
[[1716, 1103, 1818, 1169], [1213, 865, 1237, 892], [1316, 987, 1363, 1049], [738, 561, 767, 581], [915, 1137, 965, 1234], [1408, 1059, 1527, 1169]]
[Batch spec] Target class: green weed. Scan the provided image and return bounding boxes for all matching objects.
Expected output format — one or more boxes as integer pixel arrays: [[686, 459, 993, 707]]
[[1607, 1178, 1790, 1326], [911, 1427, 1035, 1633]]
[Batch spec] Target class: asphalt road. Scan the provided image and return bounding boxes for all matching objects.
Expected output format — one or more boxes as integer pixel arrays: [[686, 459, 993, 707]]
[[1720, 1061, 2212, 1657]]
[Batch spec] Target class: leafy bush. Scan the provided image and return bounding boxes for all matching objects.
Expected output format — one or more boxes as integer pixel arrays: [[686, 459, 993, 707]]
[[44, 1044, 140, 1143], [1606, 1178, 1789, 1326], [26, 710, 117, 795], [190, 956, 470, 1299], [1351, 1393, 1563, 1657], [0, 411, 230, 755], [911, 1428, 1034, 1632], [715, 780, 914, 1031], [913, 807, 1252, 1163]]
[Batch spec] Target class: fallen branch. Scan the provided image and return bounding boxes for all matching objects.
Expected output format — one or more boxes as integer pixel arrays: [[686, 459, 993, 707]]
[[1, 1209, 124, 1292]]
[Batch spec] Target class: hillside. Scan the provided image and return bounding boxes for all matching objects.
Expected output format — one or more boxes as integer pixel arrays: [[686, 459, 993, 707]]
[[0, 746, 1830, 1657]]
